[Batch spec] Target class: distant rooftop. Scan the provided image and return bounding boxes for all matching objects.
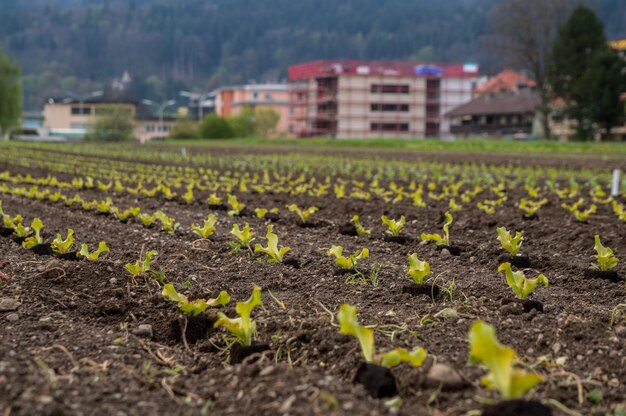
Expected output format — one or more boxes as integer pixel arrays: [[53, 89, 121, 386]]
[[288, 60, 479, 81], [446, 91, 539, 118], [214, 83, 289, 93], [475, 70, 536, 95]]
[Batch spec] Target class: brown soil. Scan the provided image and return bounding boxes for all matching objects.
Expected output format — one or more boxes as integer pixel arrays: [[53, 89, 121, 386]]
[[1, 145, 625, 416]]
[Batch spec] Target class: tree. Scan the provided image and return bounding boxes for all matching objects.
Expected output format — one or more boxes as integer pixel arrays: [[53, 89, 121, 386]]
[[86, 105, 135, 142], [489, 0, 576, 140], [198, 114, 234, 139], [549, 6, 609, 140], [579, 49, 626, 140], [0, 51, 21, 139], [229, 107, 256, 137], [168, 116, 199, 140], [255, 107, 280, 137]]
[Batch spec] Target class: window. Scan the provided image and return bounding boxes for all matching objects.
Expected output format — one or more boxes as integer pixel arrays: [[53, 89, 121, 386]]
[[370, 122, 409, 132], [370, 103, 409, 112], [370, 84, 409, 94], [71, 107, 91, 115]]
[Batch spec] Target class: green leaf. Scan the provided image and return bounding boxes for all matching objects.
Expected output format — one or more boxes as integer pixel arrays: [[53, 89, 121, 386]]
[[587, 387, 603, 406], [593, 235, 619, 271], [51, 229, 74, 254], [337, 304, 375, 363], [379, 347, 427, 369], [254, 225, 290, 263], [498, 263, 548, 300], [381, 215, 405, 236], [214, 285, 262, 346], [496, 227, 523, 255], [407, 253, 431, 284]]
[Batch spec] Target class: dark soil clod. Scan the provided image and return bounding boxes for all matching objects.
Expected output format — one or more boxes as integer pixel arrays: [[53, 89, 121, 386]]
[[171, 314, 216, 344], [208, 204, 228, 211], [297, 221, 317, 228], [521, 299, 544, 313], [354, 362, 398, 398], [383, 235, 410, 244], [584, 268, 621, 283], [31, 243, 53, 255], [265, 213, 280, 222], [282, 257, 300, 269], [0, 227, 13, 237], [402, 284, 440, 299], [482, 399, 552, 416], [57, 251, 80, 261], [339, 223, 358, 236], [230, 342, 271, 364], [498, 253, 531, 269]]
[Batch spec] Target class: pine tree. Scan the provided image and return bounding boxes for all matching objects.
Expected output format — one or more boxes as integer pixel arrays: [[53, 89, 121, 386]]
[[0, 51, 21, 139]]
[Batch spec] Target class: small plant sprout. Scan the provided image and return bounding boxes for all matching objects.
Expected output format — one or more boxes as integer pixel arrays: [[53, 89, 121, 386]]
[[573, 204, 596, 222], [254, 208, 268, 218], [337, 304, 427, 368], [496, 227, 523, 255], [51, 229, 75, 254], [162, 283, 230, 316], [406, 254, 431, 284], [112, 207, 140, 222], [22, 218, 44, 249], [254, 225, 291, 263], [518, 198, 548, 218], [78, 242, 110, 260], [381, 215, 405, 236], [498, 263, 548, 300], [154, 211, 179, 234], [351, 215, 371, 236], [191, 214, 217, 239], [592, 235, 619, 271], [125, 250, 158, 277], [420, 211, 453, 246], [326, 245, 369, 270], [138, 213, 157, 227], [230, 223, 256, 249], [214, 285, 262, 346], [227, 194, 245, 216], [287, 204, 318, 223], [208, 193, 223, 205], [468, 320, 543, 399]]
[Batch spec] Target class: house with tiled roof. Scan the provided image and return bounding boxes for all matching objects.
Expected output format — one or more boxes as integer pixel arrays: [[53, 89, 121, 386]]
[[474, 70, 536, 96]]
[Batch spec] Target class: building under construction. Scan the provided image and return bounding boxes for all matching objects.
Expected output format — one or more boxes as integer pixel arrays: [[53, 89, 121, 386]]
[[288, 60, 479, 138]]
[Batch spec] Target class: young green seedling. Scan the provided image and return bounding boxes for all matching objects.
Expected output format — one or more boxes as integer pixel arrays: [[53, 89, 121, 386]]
[[22, 218, 44, 249], [351, 215, 371, 236], [287, 204, 318, 223], [51, 229, 75, 254], [337, 304, 427, 368], [592, 235, 619, 271], [496, 227, 523, 255], [214, 285, 262, 346], [162, 283, 230, 317], [381, 215, 405, 237], [191, 214, 217, 239], [468, 320, 543, 399], [230, 223, 255, 249], [421, 211, 453, 246], [254, 208, 268, 219], [406, 253, 431, 284], [112, 207, 140, 221], [573, 205, 596, 222], [154, 211, 179, 234], [498, 262, 548, 300], [519, 198, 548, 218], [208, 194, 223, 205], [227, 194, 245, 216], [254, 225, 291, 263], [78, 242, 110, 260], [125, 250, 158, 277], [326, 245, 369, 270]]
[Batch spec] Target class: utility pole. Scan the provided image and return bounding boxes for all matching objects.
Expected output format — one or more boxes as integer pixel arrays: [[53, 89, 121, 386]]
[[142, 99, 176, 134], [179, 91, 211, 121]]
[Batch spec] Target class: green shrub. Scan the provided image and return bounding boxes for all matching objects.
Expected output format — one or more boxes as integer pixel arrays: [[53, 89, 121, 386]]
[[198, 114, 234, 139]]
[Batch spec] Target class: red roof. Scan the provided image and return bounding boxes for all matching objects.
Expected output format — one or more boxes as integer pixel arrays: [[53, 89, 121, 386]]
[[475, 70, 536, 95], [288, 60, 479, 81]]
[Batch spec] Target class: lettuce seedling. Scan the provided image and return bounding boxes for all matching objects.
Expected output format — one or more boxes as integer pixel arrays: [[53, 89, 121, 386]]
[[51, 229, 75, 254], [191, 214, 217, 239], [78, 242, 110, 260], [421, 211, 453, 246], [519, 198, 548, 218], [338, 304, 427, 368], [182, 186, 194, 204], [592, 235, 619, 271], [406, 253, 431, 284], [125, 250, 157, 277], [12, 218, 31, 238], [477, 201, 496, 215], [326, 245, 369, 270], [22, 218, 44, 249], [351, 215, 371, 236], [468, 320, 543, 399], [214, 285, 262, 346], [208, 194, 223, 205], [227, 194, 245, 216], [496, 227, 523, 255], [498, 262, 548, 300], [112, 207, 140, 221], [162, 283, 230, 316], [254, 225, 291, 263], [154, 211, 180, 234], [254, 208, 268, 218], [381, 215, 405, 236], [288, 204, 318, 223], [95, 198, 113, 214], [573, 204, 596, 222], [230, 223, 255, 249], [138, 213, 156, 227]]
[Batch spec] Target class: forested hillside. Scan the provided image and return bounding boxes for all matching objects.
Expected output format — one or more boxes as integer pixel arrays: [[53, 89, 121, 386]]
[[1, 0, 624, 109]]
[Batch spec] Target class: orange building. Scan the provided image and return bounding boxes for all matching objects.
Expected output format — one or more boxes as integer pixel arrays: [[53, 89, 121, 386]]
[[214, 84, 290, 135]]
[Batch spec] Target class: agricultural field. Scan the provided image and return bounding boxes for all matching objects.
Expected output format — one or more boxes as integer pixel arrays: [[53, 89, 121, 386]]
[[0, 140, 625, 416]]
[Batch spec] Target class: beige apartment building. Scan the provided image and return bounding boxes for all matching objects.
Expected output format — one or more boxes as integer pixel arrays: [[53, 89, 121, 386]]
[[43, 97, 175, 142], [214, 84, 290, 134], [288, 60, 479, 138]]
